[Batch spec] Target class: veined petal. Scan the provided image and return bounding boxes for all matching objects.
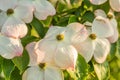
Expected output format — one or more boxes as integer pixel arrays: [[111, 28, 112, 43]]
[[107, 27, 119, 43], [35, 39, 56, 64], [107, 18, 119, 43], [0, 0, 18, 11], [26, 42, 38, 66], [94, 9, 107, 17], [45, 65, 64, 80], [54, 45, 78, 70], [94, 39, 110, 63], [14, 5, 33, 23], [33, 0, 56, 20], [74, 38, 95, 63], [0, 12, 8, 30], [92, 16, 114, 38], [22, 66, 44, 80], [0, 35, 23, 59], [1, 16, 28, 38], [67, 22, 88, 43], [89, 0, 107, 5], [110, 0, 120, 12]]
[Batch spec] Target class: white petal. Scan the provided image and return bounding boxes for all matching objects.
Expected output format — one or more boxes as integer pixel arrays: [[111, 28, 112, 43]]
[[33, 0, 56, 20], [74, 38, 95, 63], [92, 16, 114, 38], [0, 0, 18, 11], [14, 5, 33, 23], [0, 35, 23, 59], [26, 42, 38, 66], [1, 16, 28, 38], [107, 18, 119, 43], [0, 12, 8, 29], [22, 66, 44, 80], [45, 65, 64, 80], [89, 0, 107, 5], [35, 39, 56, 64], [107, 27, 119, 43], [94, 39, 110, 63], [54, 45, 78, 70], [110, 0, 120, 12], [94, 9, 107, 17], [67, 22, 88, 43]]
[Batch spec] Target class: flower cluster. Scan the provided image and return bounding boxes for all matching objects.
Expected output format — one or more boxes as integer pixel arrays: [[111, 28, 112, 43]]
[[0, 0, 119, 80]]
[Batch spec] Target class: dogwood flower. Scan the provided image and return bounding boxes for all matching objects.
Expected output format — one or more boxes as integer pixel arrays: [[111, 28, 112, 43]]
[[90, 0, 120, 12], [94, 9, 119, 43], [0, 0, 33, 38], [73, 16, 113, 63], [35, 23, 88, 70], [19, 0, 56, 20], [0, 35, 23, 59], [23, 42, 64, 80]]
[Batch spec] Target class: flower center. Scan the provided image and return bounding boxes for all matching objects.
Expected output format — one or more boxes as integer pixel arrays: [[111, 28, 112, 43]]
[[89, 34, 96, 40], [7, 8, 14, 16], [39, 63, 46, 69], [56, 34, 64, 41], [107, 13, 113, 19]]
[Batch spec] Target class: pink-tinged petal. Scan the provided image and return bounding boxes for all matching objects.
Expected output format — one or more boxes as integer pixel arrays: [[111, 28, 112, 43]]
[[92, 16, 114, 38], [110, 18, 117, 28], [66, 22, 88, 43], [107, 18, 119, 43], [44, 26, 66, 40], [54, 45, 78, 70], [45, 65, 64, 80], [107, 27, 119, 43], [33, 0, 56, 20], [22, 66, 44, 80], [1, 16, 28, 38], [94, 39, 110, 63], [26, 42, 38, 66], [74, 38, 95, 63], [90, 0, 107, 5], [0, 35, 23, 59], [0, 0, 18, 11], [110, 0, 120, 12], [94, 9, 107, 17], [35, 39, 56, 64], [14, 5, 33, 23], [0, 12, 8, 30]]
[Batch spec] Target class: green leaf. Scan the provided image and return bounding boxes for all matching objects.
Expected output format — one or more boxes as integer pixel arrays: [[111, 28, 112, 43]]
[[21, 36, 39, 47], [116, 38, 120, 59], [12, 50, 29, 74], [10, 67, 22, 80], [2, 59, 15, 80], [76, 54, 88, 80], [93, 61, 110, 80], [82, 11, 94, 22], [31, 18, 45, 38], [68, 15, 78, 23]]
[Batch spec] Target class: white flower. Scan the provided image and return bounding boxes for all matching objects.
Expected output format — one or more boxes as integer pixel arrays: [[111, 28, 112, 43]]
[[109, 0, 120, 12], [90, 0, 120, 12], [0, 35, 23, 59], [19, 0, 56, 20], [94, 9, 119, 43], [34, 23, 88, 70], [89, 0, 107, 5], [73, 17, 113, 63], [0, 0, 33, 38], [23, 42, 64, 80]]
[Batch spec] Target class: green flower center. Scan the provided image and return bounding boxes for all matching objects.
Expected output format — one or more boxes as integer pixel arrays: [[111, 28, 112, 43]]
[[7, 8, 14, 16], [56, 34, 64, 41], [89, 34, 96, 40], [107, 13, 113, 19], [39, 63, 46, 69]]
